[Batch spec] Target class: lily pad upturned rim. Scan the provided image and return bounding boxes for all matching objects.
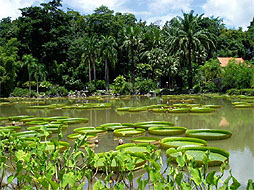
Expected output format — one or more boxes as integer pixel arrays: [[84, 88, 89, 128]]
[[148, 126, 187, 136], [113, 128, 145, 137], [185, 129, 232, 140], [131, 136, 161, 144], [135, 121, 174, 126], [160, 137, 207, 149], [166, 146, 229, 166]]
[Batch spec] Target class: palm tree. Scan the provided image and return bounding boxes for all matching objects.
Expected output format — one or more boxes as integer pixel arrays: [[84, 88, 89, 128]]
[[166, 11, 216, 89], [121, 25, 143, 92], [30, 63, 47, 94], [100, 35, 117, 91], [82, 35, 99, 83], [22, 54, 37, 96]]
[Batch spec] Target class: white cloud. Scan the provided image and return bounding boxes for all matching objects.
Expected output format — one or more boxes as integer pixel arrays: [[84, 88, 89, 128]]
[[146, 14, 175, 26], [147, 0, 192, 14], [202, 0, 254, 29], [63, 0, 127, 14], [0, 0, 39, 19]]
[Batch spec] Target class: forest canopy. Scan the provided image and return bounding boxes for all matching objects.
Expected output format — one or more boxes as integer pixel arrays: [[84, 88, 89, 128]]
[[0, 0, 254, 97]]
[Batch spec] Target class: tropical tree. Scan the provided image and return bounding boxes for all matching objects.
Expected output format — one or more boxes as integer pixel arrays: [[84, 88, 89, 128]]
[[121, 25, 143, 92], [166, 11, 216, 89], [30, 62, 47, 94], [100, 35, 118, 90], [22, 54, 38, 96]]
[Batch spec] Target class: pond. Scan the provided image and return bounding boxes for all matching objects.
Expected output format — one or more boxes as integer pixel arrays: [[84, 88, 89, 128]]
[[0, 96, 253, 185]]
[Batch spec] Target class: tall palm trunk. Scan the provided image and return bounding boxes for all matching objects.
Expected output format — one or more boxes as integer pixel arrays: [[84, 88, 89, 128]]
[[36, 78, 39, 94], [29, 72, 31, 97], [92, 55, 96, 81], [88, 56, 92, 83], [131, 47, 135, 93], [105, 59, 109, 91], [188, 42, 193, 90]]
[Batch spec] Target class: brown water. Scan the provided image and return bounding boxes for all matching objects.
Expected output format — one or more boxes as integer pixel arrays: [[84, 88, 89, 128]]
[[0, 96, 253, 185]]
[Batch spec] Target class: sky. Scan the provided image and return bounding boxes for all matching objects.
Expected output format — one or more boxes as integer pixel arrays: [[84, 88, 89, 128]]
[[0, 0, 253, 30]]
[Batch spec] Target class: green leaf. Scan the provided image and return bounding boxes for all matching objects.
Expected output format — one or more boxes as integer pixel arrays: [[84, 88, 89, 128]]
[[191, 168, 202, 186], [176, 155, 185, 167], [206, 171, 216, 185], [175, 173, 183, 186], [230, 176, 241, 190], [247, 179, 254, 190], [62, 172, 76, 188], [7, 175, 15, 184]]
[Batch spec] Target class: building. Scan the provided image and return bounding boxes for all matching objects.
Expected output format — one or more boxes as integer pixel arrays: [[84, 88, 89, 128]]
[[217, 57, 245, 67]]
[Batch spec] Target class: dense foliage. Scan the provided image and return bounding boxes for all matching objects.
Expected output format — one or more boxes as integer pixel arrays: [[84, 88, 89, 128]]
[[0, 0, 254, 97], [1, 135, 253, 189]]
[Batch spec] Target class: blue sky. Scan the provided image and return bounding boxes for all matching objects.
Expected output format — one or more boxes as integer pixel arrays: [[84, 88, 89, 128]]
[[0, 0, 253, 30]]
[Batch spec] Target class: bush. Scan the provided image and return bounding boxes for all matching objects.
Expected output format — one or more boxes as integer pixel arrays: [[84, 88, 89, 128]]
[[86, 82, 96, 93], [93, 80, 106, 90], [227, 88, 254, 96], [112, 75, 132, 95], [11, 87, 38, 97], [136, 79, 156, 94], [222, 61, 254, 90], [46, 85, 68, 96]]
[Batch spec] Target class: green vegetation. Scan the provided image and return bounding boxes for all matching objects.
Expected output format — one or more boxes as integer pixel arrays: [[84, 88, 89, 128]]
[[0, 135, 252, 189], [1, 1, 254, 97]]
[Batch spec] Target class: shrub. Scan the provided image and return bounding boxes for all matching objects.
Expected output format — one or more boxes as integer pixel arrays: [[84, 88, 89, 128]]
[[46, 85, 68, 96], [86, 82, 96, 93], [112, 75, 132, 95], [227, 88, 254, 96], [222, 61, 254, 90], [11, 87, 38, 97], [93, 80, 106, 90], [136, 79, 156, 94]]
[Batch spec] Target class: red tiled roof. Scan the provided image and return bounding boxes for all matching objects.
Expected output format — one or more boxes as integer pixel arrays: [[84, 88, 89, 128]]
[[217, 57, 244, 67]]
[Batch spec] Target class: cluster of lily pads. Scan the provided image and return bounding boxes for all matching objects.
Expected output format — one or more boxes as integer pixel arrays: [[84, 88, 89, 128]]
[[65, 120, 233, 167], [0, 115, 88, 148], [26, 103, 112, 110], [232, 101, 254, 108], [117, 103, 221, 113]]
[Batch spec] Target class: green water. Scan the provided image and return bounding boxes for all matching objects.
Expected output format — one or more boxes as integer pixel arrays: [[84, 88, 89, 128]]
[[0, 96, 253, 184]]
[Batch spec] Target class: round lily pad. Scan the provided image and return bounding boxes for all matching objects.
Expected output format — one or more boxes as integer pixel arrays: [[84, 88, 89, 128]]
[[166, 146, 229, 166], [160, 137, 207, 149], [116, 143, 152, 153], [131, 137, 160, 145], [113, 128, 145, 137], [185, 129, 232, 140], [168, 108, 190, 113], [190, 107, 215, 113], [74, 127, 106, 135], [148, 126, 187, 136]]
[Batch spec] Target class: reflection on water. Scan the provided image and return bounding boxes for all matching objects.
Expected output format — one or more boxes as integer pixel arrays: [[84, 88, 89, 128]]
[[0, 96, 253, 184]]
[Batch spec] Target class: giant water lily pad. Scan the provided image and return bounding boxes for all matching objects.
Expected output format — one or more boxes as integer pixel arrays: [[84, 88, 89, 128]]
[[160, 137, 207, 149], [190, 107, 215, 113], [113, 128, 145, 137], [148, 126, 187, 136], [74, 127, 106, 135], [116, 143, 154, 153], [131, 137, 160, 145], [135, 121, 174, 129], [168, 108, 190, 113], [94, 151, 146, 171], [57, 118, 88, 124], [186, 129, 232, 140], [100, 123, 129, 131], [8, 115, 32, 121], [29, 141, 70, 152], [166, 146, 229, 166]]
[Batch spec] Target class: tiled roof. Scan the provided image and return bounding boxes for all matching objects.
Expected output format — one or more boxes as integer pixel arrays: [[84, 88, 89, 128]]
[[217, 57, 244, 67]]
